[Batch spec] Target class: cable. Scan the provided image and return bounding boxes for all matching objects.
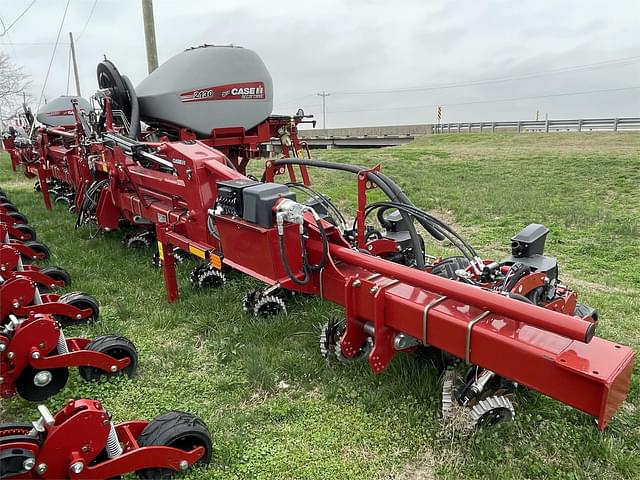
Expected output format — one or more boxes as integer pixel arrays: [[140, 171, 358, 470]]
[[29, 0, 71, 138], [76, 0, 99, 41], [0, 41, 70, 46], [286, 182, 347, 231], [331, 56, 640, 96], [330, 86, 640, 114], [0, 0, 37, 37]]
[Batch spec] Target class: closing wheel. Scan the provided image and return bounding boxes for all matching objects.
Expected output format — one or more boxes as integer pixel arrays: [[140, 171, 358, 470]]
[[8, 211, 28, 224], [10, 223, 36, 241], [55, 291, 100, 325], [78, 335, 138, 381], [254, 295, 286, 318], [15, 364, 69, 401], [470, 395, 515, 428], [21, 241, 50, 263], [136, 411, 212, 479], [191, 265, 226, 289], [319, 319, 371, 364], [39, 266, 71, 287], [123, 231, 153, 249], [54, 195, 72, 207]]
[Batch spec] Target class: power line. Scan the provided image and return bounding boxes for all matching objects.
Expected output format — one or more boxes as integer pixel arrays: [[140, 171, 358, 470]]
[[331, 56, 640, 96], [330, 86, 640, 114], [274, 93, 316, 107], [0, 15, 17, 56], [30, 0, 71, 137], [0, 42, 70, 46], [0, 0, 37, 37], [76, 0, 99, 41]]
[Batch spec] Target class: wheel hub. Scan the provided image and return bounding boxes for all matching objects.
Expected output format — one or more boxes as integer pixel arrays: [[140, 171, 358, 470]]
[[33, 371, 52, 387]]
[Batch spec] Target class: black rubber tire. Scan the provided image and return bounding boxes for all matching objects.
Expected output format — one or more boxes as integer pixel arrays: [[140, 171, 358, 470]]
[[431, 256, 470, 279], [10, 224, 36, 241], [136, 411, 212, 479], [34, 181, 41, 192], [21, 241, 50, 262], [39, 266, 71, 287], [0, 202, 17, 213], [78, 335, 138, 381], [8, 211, 28, 224], [55, 292, 100, 325], [575, 303, 598, 322], [15, 364, 69, 401]]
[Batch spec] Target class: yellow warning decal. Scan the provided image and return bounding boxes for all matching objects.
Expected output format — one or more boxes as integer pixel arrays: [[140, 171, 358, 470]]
[[209, 254, 222, 270], [157, 241, 165, 260], [188, 245, 206, 259]]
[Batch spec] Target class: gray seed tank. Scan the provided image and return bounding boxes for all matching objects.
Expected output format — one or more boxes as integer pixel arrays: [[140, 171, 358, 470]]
[[136, 45, 274, 136], [36, 96, 91, 127]]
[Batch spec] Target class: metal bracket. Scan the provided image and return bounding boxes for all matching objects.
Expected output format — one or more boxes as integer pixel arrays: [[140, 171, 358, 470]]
[[465, 310, 492, 364], [422, 295, 448, 344]]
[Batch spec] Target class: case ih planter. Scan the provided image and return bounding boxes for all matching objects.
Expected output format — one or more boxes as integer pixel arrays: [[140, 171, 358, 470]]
[[0, 312, 137, 401], [1, 44, 634, 430], [0, 399, 211, 478]]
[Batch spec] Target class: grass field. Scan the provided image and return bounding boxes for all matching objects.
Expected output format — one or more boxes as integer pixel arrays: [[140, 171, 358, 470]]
[[1, 132, 638, 479]]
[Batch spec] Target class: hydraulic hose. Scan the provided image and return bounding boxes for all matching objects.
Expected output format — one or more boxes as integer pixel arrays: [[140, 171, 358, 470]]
[[277, 207, 329, 285], [364, 203, 475, 264], [366, 202, 479, 258], [272, 158, 427, 268], [279, 231, 310, 285]]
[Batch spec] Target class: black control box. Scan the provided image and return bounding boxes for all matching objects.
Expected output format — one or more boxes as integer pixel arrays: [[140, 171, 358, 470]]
[[215, 179, 260, 217]]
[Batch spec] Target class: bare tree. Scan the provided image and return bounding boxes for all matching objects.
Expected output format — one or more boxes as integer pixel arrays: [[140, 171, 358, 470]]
[[0, 52, 32, 130]]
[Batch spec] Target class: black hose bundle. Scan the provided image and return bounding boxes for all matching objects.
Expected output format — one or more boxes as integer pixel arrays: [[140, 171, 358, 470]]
[[272, 158, 430, 269], [363, 201, 479, 262], [279, 212, 330, 286], [286, 182, 347, 230], [75, 179, 108, 229]]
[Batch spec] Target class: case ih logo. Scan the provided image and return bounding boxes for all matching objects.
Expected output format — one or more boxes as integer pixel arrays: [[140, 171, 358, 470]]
[[180, 82, 265, 103], [47, 109, 74, 117]]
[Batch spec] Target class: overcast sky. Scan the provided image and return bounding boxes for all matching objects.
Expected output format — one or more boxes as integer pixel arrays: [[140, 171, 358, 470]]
[[1, 0, 639, 129]]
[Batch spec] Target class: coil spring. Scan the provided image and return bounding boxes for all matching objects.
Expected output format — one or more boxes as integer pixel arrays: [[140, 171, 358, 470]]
[[56, 329, 69, 354], [106, 422, 123, 458]]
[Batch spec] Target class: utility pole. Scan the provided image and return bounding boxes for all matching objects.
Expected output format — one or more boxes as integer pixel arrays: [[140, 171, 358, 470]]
[[68, 32, 81, 96], [142, 0, 159, 73], [317, 91, 330, 129]]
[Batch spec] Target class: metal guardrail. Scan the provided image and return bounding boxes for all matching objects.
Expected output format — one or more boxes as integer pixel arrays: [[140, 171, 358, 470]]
[[433, 117, 640, 134]]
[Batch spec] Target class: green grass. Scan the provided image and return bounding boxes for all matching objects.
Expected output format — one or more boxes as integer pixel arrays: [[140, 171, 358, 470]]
[[1, 132, 639, 479]]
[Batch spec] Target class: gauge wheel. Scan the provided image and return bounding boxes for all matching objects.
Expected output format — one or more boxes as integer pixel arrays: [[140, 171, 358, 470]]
[[79, 335, 138, 381], [136, 411, 212, 479]]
